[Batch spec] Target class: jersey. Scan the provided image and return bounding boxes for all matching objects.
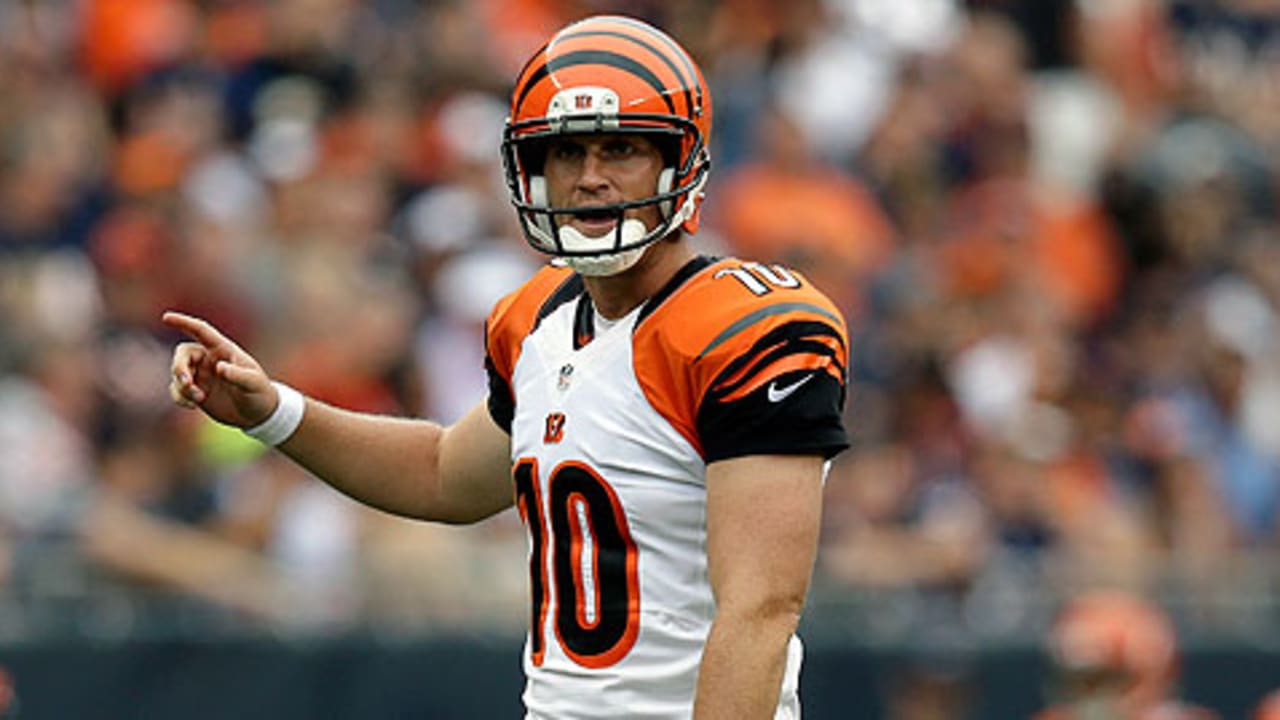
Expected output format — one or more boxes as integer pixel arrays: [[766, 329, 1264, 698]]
[[484, 255, 850, 719]]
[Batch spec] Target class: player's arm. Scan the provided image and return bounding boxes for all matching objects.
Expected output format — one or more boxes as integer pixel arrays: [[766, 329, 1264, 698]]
[[693, 453, 824, 720], [164, 311, 513, 524], [278, 397, 513, 523]]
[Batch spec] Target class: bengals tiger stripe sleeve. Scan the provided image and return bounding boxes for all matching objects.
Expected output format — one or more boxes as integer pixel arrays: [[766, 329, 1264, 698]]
[[633, 258, 850, 463]]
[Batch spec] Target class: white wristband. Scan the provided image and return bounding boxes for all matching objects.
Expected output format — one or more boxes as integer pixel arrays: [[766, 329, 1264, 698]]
[[244, 381, 306, 447]]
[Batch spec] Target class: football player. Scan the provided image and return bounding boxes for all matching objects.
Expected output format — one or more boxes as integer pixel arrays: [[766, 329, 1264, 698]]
[[1036, 591, 1219, 720], [166, 15, 848, 719]]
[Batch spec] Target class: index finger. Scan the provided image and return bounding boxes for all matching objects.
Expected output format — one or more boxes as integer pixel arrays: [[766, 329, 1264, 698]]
[[162, 311, 238, 352]]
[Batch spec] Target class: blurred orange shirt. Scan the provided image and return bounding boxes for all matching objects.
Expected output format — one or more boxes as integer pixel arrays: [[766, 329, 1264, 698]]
[[79, 0, 196, 93], [714, 163, 896, 302], [939, 179, 1123, 325]]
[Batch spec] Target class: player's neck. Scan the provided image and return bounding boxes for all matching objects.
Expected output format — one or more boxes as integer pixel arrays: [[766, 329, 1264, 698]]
[[583, 239, 695, 320]]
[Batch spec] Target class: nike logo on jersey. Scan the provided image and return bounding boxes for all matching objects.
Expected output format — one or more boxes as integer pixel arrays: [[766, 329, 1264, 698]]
[[767, 374, 815, 403]]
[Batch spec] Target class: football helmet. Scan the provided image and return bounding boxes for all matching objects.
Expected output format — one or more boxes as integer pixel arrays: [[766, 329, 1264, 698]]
[[1049, 591, 1178, 708], [502, 15, 712, 276]]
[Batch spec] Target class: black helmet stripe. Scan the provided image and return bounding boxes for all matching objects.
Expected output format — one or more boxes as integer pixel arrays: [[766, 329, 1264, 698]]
[[515, 50, 677, 117], [514, 40, 551, 93], [557, 29, 693, 116], [609, 16, 702, 115]]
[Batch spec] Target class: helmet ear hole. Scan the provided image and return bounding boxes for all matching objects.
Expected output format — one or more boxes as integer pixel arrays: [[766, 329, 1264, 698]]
[[527, 176, 556, 244], [529, 175, 548, 206], [657, 167, 675, 219]]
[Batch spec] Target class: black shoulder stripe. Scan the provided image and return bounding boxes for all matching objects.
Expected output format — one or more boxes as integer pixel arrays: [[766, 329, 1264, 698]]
[[516, 50, 677, 116], [557, 28, 694, 116], [636, 255, 714, 327], [534, 273, 585, 331], [707, 321, 845, 397]]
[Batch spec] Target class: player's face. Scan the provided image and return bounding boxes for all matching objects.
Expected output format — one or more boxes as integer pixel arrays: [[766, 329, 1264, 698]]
[[542, 133, 664, 238]]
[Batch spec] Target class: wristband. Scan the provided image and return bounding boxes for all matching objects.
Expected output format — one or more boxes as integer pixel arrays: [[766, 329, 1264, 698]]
[[244, 382, 305, 446]]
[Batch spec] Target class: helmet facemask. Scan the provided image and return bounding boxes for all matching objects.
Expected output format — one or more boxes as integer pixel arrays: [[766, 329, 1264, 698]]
[[502, 16, 713, 275], [502, 112, 710, 277]]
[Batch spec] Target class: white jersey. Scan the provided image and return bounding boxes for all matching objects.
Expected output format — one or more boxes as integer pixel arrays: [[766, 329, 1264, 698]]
[[484, 256, 849, 719]]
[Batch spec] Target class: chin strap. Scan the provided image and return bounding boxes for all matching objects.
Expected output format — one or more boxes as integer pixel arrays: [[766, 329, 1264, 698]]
[[656, 167, 674, 219], [527, 176, 555, 241], [560, 219, 649, 276]]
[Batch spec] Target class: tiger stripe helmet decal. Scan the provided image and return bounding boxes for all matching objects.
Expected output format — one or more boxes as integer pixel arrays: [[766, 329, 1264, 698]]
[[501, 16, 713, 262]]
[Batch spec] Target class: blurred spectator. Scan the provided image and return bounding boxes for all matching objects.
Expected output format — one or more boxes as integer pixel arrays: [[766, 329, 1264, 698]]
[[415, 245, 539, 423], [821, 444, 987, 590], [1036, 590, 1220, 719], [79, 0, 199, 96], [0, 82, 109, 253], [774, 0, 961, 163], [964, 0, 1080, 71], [713, 104, 896, 313], [932, 12, 1124, 329]]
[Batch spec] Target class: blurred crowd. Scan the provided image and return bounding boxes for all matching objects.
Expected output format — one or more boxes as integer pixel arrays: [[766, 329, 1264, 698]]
[[1, 0, 1279, 683]]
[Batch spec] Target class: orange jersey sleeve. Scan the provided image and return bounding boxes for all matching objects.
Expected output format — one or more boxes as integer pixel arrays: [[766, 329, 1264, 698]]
[[484, 264, 581, 432], [633, 257, 850, 463]]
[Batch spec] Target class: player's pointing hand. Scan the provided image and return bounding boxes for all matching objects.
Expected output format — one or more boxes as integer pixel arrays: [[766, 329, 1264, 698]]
[[162, 311, 278, 429]]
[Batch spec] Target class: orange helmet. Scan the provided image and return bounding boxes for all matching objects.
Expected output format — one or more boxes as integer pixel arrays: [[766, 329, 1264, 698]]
[[501, 15, 712, 275], [1049, 591, 1179, 707]]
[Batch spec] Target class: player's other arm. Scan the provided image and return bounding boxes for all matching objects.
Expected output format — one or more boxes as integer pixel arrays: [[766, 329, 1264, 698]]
[[163, 311, 513, 524], [694, 453, 824, 720]]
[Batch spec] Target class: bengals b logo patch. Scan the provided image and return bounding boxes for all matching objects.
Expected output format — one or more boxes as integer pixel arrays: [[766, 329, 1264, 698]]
[[544, 412, 566, 444]]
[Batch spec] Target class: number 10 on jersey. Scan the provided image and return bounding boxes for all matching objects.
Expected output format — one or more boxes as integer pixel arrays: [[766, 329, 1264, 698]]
[[514, 458, 641, 668]]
